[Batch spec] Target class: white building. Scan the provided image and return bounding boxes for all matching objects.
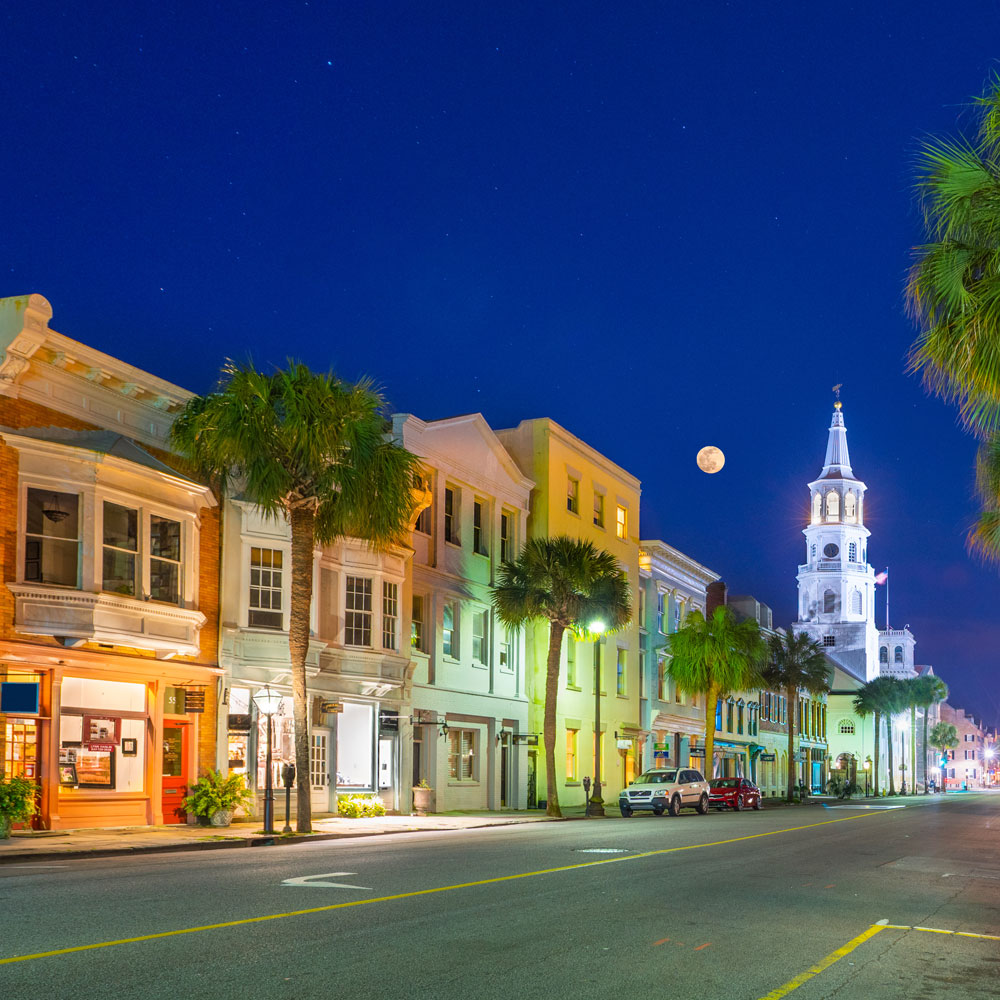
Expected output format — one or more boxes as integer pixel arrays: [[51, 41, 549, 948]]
[[393, 412, 533, 811]]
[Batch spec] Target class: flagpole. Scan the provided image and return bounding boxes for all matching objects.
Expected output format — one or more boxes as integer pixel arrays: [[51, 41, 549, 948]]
[[885, 567, 889, 631]]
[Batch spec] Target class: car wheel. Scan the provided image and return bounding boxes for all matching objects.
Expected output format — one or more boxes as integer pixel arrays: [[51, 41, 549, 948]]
[[668, 795, 682, 817], [695, 794, 709, 815], [734, 795, 744, 811], [752, 797, 762, 810], [652, 804, 665, 816], [619, 803, 633, 818]]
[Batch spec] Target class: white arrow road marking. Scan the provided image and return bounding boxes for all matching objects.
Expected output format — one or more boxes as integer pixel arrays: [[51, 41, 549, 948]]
[[281, 872, 372, 890]]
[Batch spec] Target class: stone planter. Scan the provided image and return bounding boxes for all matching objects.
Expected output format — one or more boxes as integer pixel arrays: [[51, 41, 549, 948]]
[[209, 809, 234, 827], [412, 787, 434, 816]]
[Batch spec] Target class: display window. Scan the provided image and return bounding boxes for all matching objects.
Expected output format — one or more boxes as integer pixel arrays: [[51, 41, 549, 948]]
[[337, 702, 375, 789], [59, 676, 147, 793]]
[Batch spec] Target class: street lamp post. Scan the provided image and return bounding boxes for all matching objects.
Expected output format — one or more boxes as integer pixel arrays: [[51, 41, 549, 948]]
[[587, 620, 607, 818], [252, 685, 283, 835]]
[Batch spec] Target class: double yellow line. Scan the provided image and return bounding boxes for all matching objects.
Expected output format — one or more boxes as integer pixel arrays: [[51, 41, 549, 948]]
[[2, 811, 876, 966]]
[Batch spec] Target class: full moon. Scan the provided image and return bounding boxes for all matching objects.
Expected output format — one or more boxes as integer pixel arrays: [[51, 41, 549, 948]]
[[696, 445, 725, 474]]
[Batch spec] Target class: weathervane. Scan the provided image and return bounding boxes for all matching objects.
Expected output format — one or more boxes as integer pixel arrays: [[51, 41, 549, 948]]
[[832, 383, 843, 409]]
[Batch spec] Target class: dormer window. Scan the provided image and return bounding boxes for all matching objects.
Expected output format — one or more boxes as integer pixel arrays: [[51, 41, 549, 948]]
[[825, 491, 840, 521], [844, 492, 856, 521]]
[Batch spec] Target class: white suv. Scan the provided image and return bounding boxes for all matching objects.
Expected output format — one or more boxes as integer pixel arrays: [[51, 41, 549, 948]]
[[619, 768, 711, 817]]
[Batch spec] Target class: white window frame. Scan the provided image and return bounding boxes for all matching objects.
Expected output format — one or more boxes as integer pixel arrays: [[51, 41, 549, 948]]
[[444, 486, 459, 545], [345, 575, 373, 647], [442, 603, 457, 659], [382, 581, 398, 651], [448, 728, 477, 782], [616, 504, 627, 540], [248, 546, 284, 629], [472, 609, 488, 665]]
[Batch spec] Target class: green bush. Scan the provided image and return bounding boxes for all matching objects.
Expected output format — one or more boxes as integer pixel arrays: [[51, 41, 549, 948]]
[[183, 770, 253, 817], [336, 793, 387, 818], [0, 775, 37, 827]]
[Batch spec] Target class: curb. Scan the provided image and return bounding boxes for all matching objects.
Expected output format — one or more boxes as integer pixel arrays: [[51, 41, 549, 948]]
[[0, 817, 547, 865]]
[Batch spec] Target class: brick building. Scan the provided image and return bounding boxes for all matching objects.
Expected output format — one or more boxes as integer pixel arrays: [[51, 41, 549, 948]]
[[0, 294, 220, 829]]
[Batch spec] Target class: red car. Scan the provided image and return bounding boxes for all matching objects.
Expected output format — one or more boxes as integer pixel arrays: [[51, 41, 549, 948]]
[[708, 777, 762, 811]]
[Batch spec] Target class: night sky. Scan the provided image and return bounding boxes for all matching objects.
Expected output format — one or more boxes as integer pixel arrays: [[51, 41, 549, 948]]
[[7, 4, 1000, 726]]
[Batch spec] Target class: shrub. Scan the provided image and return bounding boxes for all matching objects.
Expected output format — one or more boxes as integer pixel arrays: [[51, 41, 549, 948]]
[[183, 770, 253, 817], [0, 776, 37, 826], [336, 793, 387, 818]]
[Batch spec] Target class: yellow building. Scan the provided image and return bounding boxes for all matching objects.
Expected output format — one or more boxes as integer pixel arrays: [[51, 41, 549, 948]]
[[495, 418, 641, 811]]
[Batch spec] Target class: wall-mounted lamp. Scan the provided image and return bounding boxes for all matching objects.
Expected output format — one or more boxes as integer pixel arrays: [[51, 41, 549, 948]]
[[439, 721, 450, 738], [496, 728, 512, 745]]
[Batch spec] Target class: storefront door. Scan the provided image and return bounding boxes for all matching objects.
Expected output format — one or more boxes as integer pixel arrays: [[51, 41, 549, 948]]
[[161, 723, 190, 824], [310, 728, 330, 813]]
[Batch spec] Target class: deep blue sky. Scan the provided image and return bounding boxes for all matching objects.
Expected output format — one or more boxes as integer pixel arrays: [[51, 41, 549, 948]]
[[7, 3, 1000, 725]]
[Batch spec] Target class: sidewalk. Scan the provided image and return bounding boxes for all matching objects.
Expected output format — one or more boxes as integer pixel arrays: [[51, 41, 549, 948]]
[[0, 811, 554, 864]]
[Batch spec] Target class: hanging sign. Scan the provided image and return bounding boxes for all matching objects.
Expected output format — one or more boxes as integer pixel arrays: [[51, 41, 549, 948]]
[[184, 689, 206, 714], [653, 743, 670, 752], [689, 747, 706, 757], [320, 701, 344, 714], [512, 734, 538, 745], [760, 753, 777, 761]]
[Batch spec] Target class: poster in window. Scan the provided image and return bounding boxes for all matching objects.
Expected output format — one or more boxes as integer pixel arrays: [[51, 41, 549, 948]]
[[75, 750, 115, 788], [59, 763, 79, 786], [121, 738, 138, 757], [83, 715, 121, 746]]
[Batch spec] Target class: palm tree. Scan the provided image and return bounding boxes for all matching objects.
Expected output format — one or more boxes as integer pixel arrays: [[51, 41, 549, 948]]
[[906, 79, 1000, 556], [665, 607, 767, 780], [929, 721, 960, 793], [492, 536, 630, 818], [852, 683, 883, 797], [170, 361, 419, 833], [912, 675, 949, 794], [762, 631, 832, 803]]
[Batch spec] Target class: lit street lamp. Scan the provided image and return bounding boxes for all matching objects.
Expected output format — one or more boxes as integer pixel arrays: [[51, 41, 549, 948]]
[[587, 620, 607, 818], [252, 685, 283, 835]]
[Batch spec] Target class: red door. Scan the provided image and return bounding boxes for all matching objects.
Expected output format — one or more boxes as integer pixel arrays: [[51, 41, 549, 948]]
[[161, 724, 190, 824]]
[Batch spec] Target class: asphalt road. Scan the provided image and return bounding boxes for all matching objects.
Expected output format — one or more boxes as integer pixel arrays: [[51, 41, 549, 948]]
[[1, 794, 998, 1000]]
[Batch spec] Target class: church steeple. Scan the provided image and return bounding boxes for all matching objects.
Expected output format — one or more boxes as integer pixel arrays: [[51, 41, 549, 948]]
[[821, 401, 854, 479], [793, 397, 880, 680]]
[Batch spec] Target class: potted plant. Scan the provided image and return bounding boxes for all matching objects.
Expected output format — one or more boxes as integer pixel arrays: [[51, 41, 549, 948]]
[[0, 775, 37, 838], [412, 778, 434, 816], [182, 770, 253, 827]]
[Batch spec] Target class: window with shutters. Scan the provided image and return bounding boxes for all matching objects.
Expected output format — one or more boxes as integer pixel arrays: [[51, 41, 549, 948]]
[[448, 729, 476, 781]]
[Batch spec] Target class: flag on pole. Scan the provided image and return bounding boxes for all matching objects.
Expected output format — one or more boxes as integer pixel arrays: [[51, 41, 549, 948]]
[[874, 569, 888, 585]]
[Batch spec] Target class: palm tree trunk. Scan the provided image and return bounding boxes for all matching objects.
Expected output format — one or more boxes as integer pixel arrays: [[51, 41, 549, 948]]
[[922, 712, 930, 794], [704, 683, 718, 781], [543, 621, 566, 818], [910, 705, 916, 793], [873, 711, 881, 797], [289, 504, 316, 833], [786, 685, 797, 803], [885, 712, 896, 795]]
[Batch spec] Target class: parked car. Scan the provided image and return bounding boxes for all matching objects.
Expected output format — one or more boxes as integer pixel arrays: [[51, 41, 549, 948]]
[[708, 777, 762, 812], [619, 768, 711, 817]]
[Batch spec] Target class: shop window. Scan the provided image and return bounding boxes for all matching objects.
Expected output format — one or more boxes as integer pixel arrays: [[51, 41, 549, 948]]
[[4, 718, 38, 779], [335, 702, 374, 788], [310, 731, 329, 788], [448, 728, 476, 781], [25, 488, 80, 587], [249, 547, 283, 629]]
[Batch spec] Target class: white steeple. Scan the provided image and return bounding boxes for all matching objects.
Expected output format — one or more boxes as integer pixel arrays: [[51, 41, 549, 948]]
[[794, 400, 881, 682]]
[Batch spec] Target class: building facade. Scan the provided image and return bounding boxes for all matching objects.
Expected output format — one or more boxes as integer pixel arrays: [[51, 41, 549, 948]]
[[496, 418, 642, 810], [0, 294, 221, 829], [393, 412, 533, 812]]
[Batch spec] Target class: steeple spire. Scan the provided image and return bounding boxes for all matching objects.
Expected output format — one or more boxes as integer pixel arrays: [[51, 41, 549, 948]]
[[821, 393, 854, 479]]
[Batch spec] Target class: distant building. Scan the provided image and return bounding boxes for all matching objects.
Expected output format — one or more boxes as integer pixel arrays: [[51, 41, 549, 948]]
[[938, 703, 988, 790]]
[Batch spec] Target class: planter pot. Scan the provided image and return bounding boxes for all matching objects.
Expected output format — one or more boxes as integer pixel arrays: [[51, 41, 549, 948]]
[[209, 809, 234, 828], [0, 816, 11, 840], [412, 787, 434, 816]]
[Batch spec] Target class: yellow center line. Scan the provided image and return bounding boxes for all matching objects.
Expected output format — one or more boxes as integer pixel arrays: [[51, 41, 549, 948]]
[[0, 811, 878, 966], [884, 924, 1000, 942], [757, 923, 887, 1000]]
